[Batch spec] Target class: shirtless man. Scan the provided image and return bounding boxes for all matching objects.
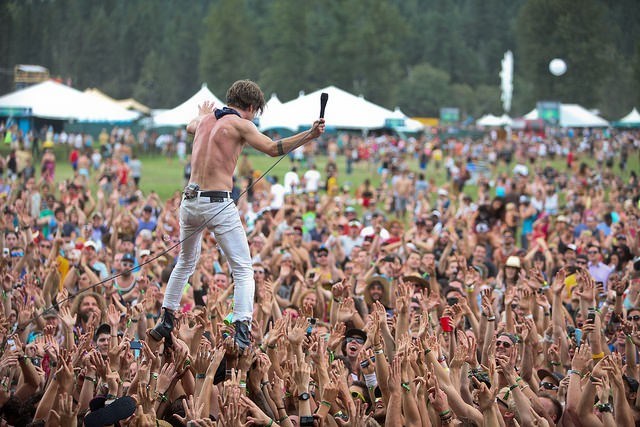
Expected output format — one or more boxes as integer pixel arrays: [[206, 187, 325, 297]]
[[150, 80, 325, 349], [393, 170, 412, 218]]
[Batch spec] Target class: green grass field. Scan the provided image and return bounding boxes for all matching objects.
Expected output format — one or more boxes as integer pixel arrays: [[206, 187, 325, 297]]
[[45, 148, 640, 202]]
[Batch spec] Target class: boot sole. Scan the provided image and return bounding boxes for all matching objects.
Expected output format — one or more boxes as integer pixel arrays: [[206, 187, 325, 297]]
[[149, 329, 164, 341]]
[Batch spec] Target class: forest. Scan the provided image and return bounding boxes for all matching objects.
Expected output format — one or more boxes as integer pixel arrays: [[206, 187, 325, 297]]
[[0, 0, 638, 119]]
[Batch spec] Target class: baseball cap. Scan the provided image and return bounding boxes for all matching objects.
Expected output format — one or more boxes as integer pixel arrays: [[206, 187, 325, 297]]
[[349, 220, 361, 227], [437, 188, 448, 197], [84, 240, 98, 250], [122, 253, 135, 263], [557, 215, 570, 224], [316, 246, 329, 255], [565, 244, 577, 252]]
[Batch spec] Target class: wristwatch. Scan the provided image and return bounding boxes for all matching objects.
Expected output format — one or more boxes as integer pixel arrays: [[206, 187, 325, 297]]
[[298, 392, 311, 401]]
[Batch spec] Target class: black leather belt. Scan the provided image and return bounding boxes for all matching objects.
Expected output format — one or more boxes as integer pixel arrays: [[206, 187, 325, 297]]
[[198, 191, 232, 202]]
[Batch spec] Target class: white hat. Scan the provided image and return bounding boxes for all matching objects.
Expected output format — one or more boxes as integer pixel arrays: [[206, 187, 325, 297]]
[[438, 189, 449, 197], [84, 241, 98, 250], [505, 256, 521, 269]]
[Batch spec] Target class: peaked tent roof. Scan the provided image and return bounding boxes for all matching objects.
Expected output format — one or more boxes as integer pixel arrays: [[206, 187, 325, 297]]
[[615, 107, 640, 127], [259, 93, 302, 132], [85, 88, 150, 115], [152, 83, 224, 127], [524, 104, 608, 127], [477, 114, 512, 127], [0, 80, 139, 122], [259, 86, 411, 131]]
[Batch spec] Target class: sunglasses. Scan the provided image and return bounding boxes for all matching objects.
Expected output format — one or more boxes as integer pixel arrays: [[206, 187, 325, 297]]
[[628, 315, 640, 321], [495, 340, 512, 349], [40, 244, 52, 249], [316, 253, 328, 258], [539, 382, 558, 391], [588, 251, 599, 255], [346, 336, 365, 345], [351, 391, 366, 403]]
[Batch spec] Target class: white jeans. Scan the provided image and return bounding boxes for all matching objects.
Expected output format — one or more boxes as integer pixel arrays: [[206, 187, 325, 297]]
[[163, 194, 254, 322]]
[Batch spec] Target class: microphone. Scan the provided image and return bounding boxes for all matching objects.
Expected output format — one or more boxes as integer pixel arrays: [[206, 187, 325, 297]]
[[319, 93, 328, 119]]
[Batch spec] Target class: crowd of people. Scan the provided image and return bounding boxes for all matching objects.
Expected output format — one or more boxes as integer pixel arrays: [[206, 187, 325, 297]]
[[0, 120, 638, 427]]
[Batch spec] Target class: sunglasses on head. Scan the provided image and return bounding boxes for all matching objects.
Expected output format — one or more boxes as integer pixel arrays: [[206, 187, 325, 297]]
[[346, 336, 365, 345], [496, 340, 512, 349], [539, 382, 558, 391], [628, 315, 640, 321]]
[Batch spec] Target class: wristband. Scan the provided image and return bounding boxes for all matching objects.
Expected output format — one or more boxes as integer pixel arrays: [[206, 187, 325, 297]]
[[151, 372, 159, 380], [320, 400, 332, 408], [439, 409, 451, 417], [364, 372, 378, 389], [487, 316, 496, 322], [84, 376, 97, 384], [374, 348, 384, 355], [550, 361, 561, 366], [195, 374, 206, 379], [592, 352, 605, 360], [401, 382, 411, 391], [568, 369, 583, 377], [267, 419, 274, 427]]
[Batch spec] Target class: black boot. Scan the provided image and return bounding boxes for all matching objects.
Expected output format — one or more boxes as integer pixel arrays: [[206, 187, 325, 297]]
[[233, 320, 252, 351], [149, 308, 175, 346]]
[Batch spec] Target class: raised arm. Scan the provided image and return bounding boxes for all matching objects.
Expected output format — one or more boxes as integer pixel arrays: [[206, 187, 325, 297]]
[[241, 119, 325, 157]]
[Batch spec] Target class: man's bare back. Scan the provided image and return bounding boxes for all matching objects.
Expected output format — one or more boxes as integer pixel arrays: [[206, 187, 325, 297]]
[[189, 113, 245, 191]]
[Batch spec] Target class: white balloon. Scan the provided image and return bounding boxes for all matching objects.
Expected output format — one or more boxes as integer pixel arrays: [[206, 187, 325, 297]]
[[549, 58, 567, 76]]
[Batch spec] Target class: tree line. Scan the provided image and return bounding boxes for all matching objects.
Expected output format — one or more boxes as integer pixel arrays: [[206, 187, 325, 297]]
[[1, 0, 638, 119]]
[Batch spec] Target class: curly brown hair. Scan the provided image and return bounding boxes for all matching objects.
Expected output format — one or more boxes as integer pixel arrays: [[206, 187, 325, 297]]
[[226, 80, 265, 115]]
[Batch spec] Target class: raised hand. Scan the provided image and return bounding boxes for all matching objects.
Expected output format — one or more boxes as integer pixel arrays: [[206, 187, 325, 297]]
[[174, 395, 205, 424], [198, 100, 215, 116], [156, 362, 177, 394], [288, 316, 308, 347], [328, 322, 346, 351]]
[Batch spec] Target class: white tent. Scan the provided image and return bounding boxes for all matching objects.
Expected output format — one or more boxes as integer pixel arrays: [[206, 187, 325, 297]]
[[258, 94, 300, 132], [259, 86, 414, 131], [524, 104, 609, 127], [477, 114, 512, 127], [616, 107, 640, 127], [152, 83, 224, 127], [388, 107, 424, 132], [0, 80, 139, 122]]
